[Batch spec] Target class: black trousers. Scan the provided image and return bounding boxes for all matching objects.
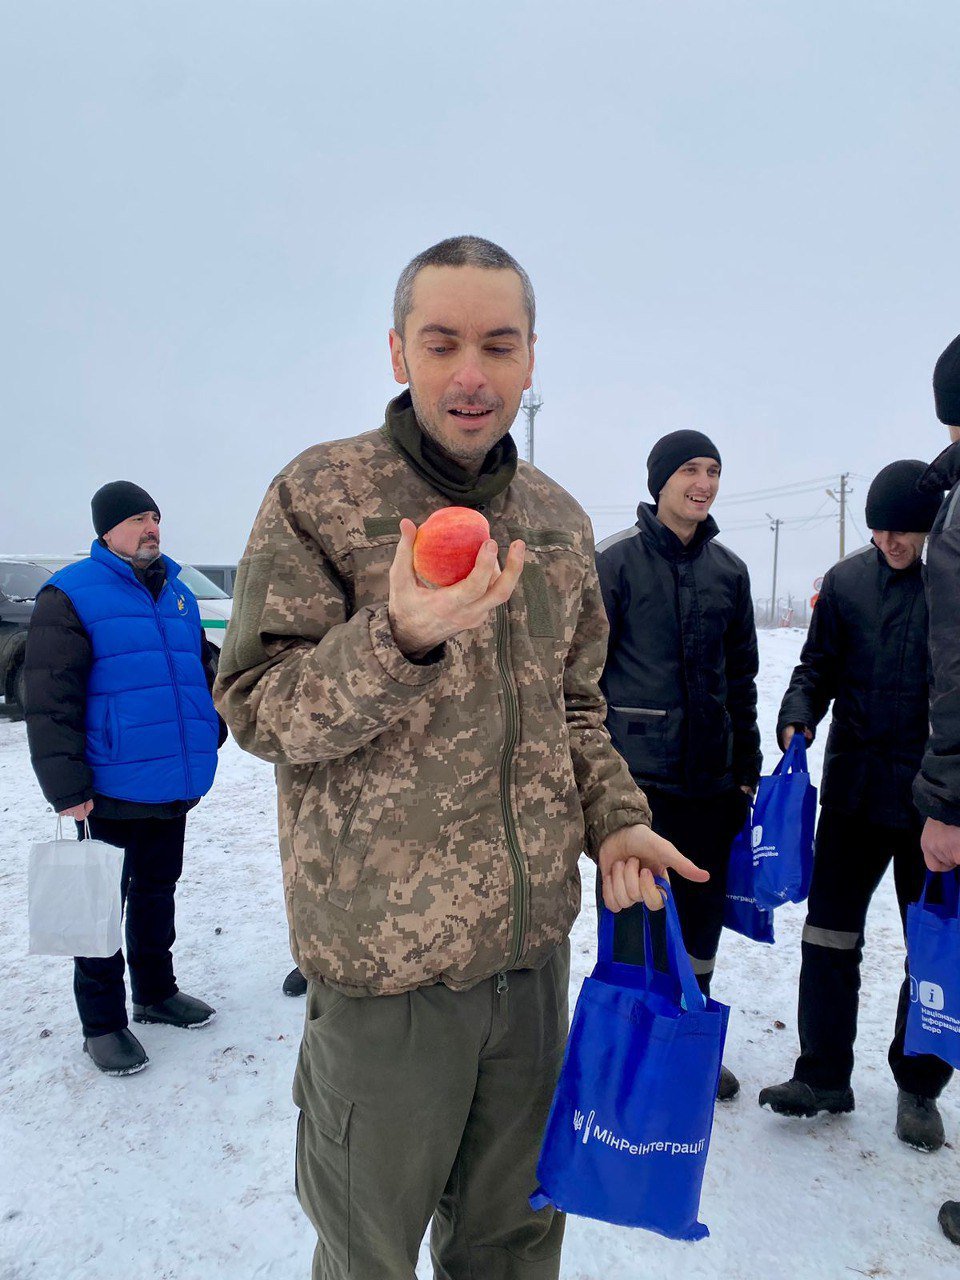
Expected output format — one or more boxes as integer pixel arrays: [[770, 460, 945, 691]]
[[74, 814, 185, 1037], [793, 806, 953, 1098], [600, 787, 750, 996]]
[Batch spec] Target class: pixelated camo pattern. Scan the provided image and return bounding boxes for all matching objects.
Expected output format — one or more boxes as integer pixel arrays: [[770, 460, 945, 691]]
[[215, 424, 650, 995]]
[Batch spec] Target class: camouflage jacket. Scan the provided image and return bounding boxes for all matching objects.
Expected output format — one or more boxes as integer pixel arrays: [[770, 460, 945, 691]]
[[215, 413, 651, 996]]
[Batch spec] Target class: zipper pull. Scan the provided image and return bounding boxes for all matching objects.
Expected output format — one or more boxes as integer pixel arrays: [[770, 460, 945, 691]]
[[496, 971, 508, 994]]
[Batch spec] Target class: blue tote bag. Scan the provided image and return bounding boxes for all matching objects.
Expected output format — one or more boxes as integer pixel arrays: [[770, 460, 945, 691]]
[[751, 735, 816, 910], [724, 816, 775, 944], [905, 871, 960, 1070], [530, 881, 729, 1242]]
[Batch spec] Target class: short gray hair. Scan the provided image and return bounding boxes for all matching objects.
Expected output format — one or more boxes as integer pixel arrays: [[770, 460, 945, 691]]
[[393, 235, 536, 340]]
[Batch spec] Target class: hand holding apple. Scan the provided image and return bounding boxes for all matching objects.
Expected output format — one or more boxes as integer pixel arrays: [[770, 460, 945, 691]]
[[388, 512, 525, 659]]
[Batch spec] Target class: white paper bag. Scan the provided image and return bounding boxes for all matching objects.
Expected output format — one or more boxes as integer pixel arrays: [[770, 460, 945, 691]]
[[28, 819, 123, 957]]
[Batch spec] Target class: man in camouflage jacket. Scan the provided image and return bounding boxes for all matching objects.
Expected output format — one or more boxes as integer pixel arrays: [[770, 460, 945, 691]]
[[216, 236, 705, 1280]]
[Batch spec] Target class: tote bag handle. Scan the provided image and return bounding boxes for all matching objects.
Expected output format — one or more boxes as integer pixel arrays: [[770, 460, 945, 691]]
[[772, 734, 809, 778], [55, 815, 92, 841], [598, 878, 705, 1011], [918, 869, 960, 918]]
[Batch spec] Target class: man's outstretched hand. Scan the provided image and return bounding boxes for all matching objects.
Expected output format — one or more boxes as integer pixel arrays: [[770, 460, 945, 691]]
[[598, 823, 709, 912]]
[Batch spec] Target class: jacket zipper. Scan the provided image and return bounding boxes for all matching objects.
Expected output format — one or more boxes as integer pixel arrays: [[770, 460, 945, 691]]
[[152, 583, 190, 795], [495, 601, 528, 971]]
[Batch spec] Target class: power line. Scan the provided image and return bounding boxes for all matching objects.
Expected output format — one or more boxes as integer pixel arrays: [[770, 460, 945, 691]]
[[722, 512, 835, 532], [716, 476, 838, 507], [848, 512, 869, 545], [589, 474, 843, 515]]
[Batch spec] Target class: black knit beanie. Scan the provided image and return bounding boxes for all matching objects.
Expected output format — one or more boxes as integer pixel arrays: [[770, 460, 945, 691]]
[[647, 430, 722, 500], [934, 333, 960, 425], [864, 461, 941, 534], [91, 481, 161, 538]]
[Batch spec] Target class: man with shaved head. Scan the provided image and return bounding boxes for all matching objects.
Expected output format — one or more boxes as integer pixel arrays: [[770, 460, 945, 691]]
[[217, 235, 707, 1278]]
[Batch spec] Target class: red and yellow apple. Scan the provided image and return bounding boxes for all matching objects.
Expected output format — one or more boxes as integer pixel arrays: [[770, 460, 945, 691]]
[[412, 507, 491, 588]]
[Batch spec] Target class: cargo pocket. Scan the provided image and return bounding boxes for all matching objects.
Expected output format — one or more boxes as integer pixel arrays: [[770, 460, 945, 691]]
[[328, 753, 399, 910], [294, 1072, 353, 1271]]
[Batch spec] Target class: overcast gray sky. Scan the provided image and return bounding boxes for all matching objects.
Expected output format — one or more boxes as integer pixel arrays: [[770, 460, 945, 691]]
[[3, 1, 958, 608]]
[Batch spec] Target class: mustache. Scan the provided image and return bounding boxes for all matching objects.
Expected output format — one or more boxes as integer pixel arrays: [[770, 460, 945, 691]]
[[439, 394, 503, 412]]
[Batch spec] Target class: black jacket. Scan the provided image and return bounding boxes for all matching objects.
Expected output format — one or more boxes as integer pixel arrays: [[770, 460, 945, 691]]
[[779, 543, 929, 829], [24, 556, 226, 820], [596, 504, 761, 798], [914, 441, 960, 825]]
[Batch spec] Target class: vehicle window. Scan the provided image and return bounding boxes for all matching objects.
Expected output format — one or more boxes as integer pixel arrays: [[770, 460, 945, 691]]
[[177, 565, 229, 600], [195, 568, 225, 591], [194, 565, 235, 594], [0, 562, 52, 601]]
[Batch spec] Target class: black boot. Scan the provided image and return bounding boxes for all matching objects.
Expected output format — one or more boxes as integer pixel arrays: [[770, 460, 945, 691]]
[[717, 1065, 740, 1102], [282, 966, 308, 997], [83, 1029, 149, 1076], [895, 1090, 945, 1152], [133, 992, 215, 1028], [939, 1201, 960, 1245], [759, 1078, 855, 1118]]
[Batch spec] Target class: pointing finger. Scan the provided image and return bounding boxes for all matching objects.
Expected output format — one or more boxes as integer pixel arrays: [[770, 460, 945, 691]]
[[661, 844, 710, 884]]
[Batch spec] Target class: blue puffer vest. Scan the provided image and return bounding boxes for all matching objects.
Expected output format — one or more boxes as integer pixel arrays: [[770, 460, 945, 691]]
[[45, 541, 219, 803]]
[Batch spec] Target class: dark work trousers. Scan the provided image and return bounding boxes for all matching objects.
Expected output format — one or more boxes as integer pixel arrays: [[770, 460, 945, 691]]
[[294, 944, 570, 1280], [74, 814, 185, 1037], [599, 788, 750, 996], [793, 806, 953, 1098]]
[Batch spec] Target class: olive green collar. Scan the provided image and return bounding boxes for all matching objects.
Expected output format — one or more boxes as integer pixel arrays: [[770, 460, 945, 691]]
[[384, 390, 518, 508]]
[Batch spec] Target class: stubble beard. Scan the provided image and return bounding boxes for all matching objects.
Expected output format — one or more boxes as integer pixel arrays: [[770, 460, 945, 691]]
[[407, 378, 513, 469]]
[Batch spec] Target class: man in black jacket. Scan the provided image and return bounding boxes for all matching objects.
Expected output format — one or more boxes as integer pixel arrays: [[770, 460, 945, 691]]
[[915, 334, 960, 1244], [597, 429, 762, 1101], [25, 481, 224, 1076], [759, 462, 951, 1150]]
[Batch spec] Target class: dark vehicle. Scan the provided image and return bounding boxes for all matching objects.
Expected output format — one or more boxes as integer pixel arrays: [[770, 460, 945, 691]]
[[192, 564, 237, 596], [0, 558, 54, 717]]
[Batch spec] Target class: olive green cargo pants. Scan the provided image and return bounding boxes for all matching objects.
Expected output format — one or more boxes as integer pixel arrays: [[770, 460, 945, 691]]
[[293, 942, 569, 1280]]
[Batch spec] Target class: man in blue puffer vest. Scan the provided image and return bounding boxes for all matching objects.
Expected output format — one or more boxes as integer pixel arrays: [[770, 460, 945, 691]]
[[24, 481, 225, 1076]]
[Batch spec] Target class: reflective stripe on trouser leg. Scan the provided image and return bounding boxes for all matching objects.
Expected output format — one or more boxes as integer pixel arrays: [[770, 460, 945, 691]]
[[802, 925, 860, 950], [794, 922, 863, 1090], [688, 954, 716, 977]]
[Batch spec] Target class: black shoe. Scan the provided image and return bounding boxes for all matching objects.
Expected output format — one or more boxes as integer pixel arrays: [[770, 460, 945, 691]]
[[759, 1078, 855, 1118], [895, 1090, 945, 1153], [282, 966, 308, 997], [83, 1029, 149, 1076], [717, 1065, 740, 1102], [939, 1201, 960, 1245], [133, 992, 215, 1028]]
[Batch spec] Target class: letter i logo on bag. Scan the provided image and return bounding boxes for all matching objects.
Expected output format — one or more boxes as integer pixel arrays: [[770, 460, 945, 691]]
[[920, 982, 945, 1011]]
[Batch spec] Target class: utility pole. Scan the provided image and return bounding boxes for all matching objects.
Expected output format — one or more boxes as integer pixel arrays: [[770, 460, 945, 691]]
[[520, 389, 543, 466], [839, 471, 848, 557], [766, 513, 781, 627], [826, 473, 851, 558]]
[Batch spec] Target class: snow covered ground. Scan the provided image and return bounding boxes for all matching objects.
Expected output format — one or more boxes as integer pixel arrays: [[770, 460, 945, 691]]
[[1, 628, 956, 1279]]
